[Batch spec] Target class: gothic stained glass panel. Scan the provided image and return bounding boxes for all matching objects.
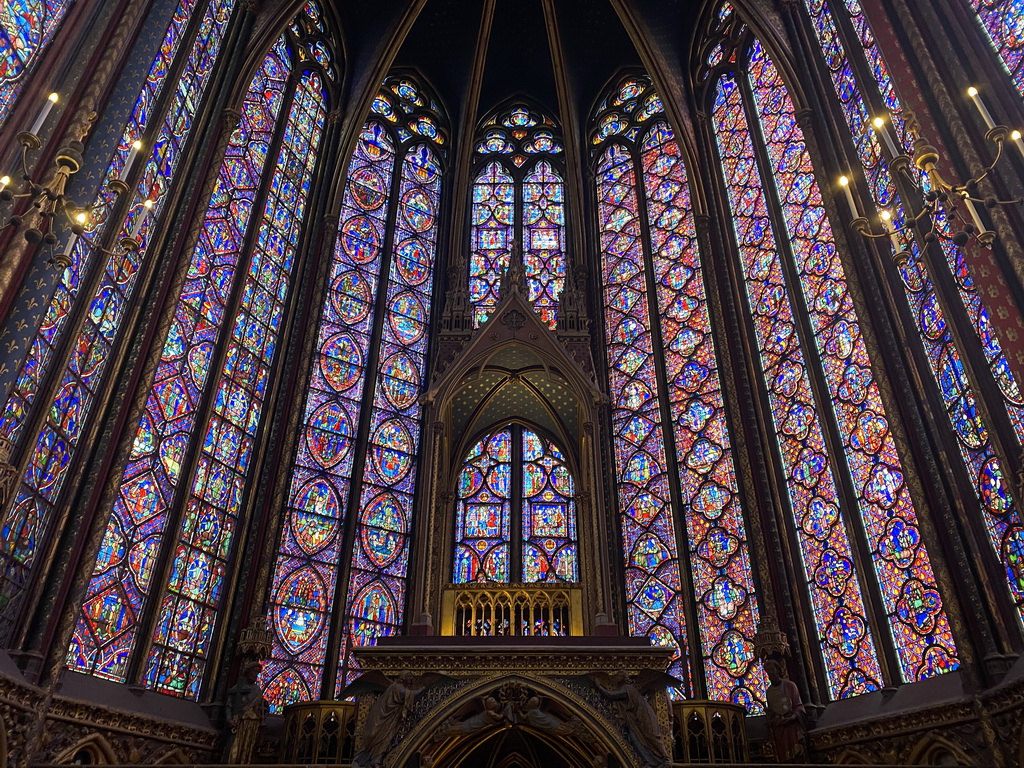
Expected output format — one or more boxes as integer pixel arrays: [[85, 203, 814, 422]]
[[0, 0, 73, 125], [67, 41, 291, 682], [0, 0, 234, 641], [837, 0, 1024, 436], [805, 0, 1024, 630], [454, 430, 512, 584], [522, 430, 577, 582], [523, 161, 566, 330], [714, 75, 890, 693], [336, 143, 441, 690], [749, 41, 961, 685], [263, 122, 396, 711], [470, 161, 514, 326], [641, 120, 764, 707], [597, 144, 691, 687], [968, 0, 1024, 97], [142, 71, 326, 699]]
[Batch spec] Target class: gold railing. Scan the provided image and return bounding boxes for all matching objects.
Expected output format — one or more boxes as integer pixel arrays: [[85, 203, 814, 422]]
[[671, 700, 748, 764], [440, 583, 584, 637], [280, 700, 357, 765]]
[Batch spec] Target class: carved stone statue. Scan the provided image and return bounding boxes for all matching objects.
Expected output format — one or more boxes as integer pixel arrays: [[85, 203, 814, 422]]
[[437, 695, 505, 738], [764, 659, 806, 763], [354, 671, 423, 767], [223, 661, 267, 764], [591, 670, 672, 768]]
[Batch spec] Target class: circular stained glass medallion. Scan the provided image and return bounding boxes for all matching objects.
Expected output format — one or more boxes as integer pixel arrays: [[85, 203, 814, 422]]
[[351, 167, 387, 210], [401, 189, 434, 232], [320, 333, 363, 392], [372, 418, 413, 482], [380, 352, 420, 409], [388, 292, 426, 343], [395, 239, 431, 285], [306, 401, 354, 468], [341, 216, 379, 263], [331, 271, 372, 323]]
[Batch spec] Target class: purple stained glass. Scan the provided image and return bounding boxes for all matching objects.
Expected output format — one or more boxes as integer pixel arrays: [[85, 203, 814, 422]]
[[597, 143, 691, 688], [0, 0, 73, 126], [0, 0, 234, 640], [454, 430, 513, 584], [806, 0, 1024, 645], [263, 121, 396, 711], [336, 143, 441, 690], [522, 430, 577, 582], [469, 161, 514, 326], [67, 39, 291, 684], [967, 0, 1024, 97], [142, 71, 326, 699], [752, 40, 958, 690], [523, 161, 565, 329], [641, 120, 764, 708]]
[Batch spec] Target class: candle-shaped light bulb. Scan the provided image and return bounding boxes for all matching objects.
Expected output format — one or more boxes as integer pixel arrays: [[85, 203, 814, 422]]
[[1012, 129, 1024, 161], [0, 175, 9, 193], [962, 191, 987, 235], [131, 199, 154, 239], [119, 139, 144, 183], [28, 92, 59, 136], [880, 209, 902, 253], [967, 86, 996, 130], [838, 175, 859, 220], [75, 211, 88, 225], [65, 231, 79, 258], [871, 115, 899, 157]]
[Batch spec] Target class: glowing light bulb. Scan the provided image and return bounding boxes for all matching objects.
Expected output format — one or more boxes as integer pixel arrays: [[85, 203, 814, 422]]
[[872, 116, 885, 128]]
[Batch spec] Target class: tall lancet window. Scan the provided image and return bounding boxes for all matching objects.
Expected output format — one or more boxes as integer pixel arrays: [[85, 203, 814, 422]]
[[966, 0, 1024, 96], [800, 0, 1024, 640], [453, 425, 578, 585], [702, 5, 957, 697], [0, 1, 74, 125], [262, 76, 446, 710], [469, 104, 565, 329], [594, 76, 764, 709], [67, 12, 333, 699], [0, 0, 238, 643]]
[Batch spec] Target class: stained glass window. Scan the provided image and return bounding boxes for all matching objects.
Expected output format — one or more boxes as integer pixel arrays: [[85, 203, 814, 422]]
[[965, 0, 1024, 98], [67, 10, 332, 696], [263, 76, 446, 711], [705, 9, 958, 689], [470, 105, 565, 329], [453, 425, 578, 585], [593, 77, 763, 708], [802, 0, 1024, 634], [0, 0, 235, 642], [0, 0, 74, 126]]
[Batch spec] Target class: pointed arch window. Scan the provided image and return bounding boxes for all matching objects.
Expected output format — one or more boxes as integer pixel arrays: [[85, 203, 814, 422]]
[[797, 0, 1024, 643], [0, 0, 238, 642], [262, 75, 446, 711], [965, 0, 1024, 97], [67, 14, 333, 699], [0, 0, 75, 125], [593, 76, 764, 709], [701, 7, 958, 697], [470, 104, 566, 329], [453, 424, 578, 585]]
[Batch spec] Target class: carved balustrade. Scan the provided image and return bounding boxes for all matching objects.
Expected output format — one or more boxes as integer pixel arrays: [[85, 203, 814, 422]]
[[440, 583, 584, 637]]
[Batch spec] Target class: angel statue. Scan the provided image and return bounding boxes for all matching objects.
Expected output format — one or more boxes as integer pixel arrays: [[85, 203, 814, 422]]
[[764, 659, 806, 763], [582, 669, 678, 768], [341, 670, 457, 768], [223, 660, 268, 764]]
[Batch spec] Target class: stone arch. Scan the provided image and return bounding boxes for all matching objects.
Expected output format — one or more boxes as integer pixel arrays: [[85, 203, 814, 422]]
[[831, 747, 872, 765], [906, 732, 975, 766], [151, 747, 189, 765], [53, 734, 118, 765], [388, 673, 639, 768]]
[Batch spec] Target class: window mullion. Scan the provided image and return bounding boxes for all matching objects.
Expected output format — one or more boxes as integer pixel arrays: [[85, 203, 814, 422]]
[[125, 67, 303, 688], [321, 134, 407, 696], [735, 61, 903, 685], [512, 424, 523, 583], [628, 148, 707, 699]]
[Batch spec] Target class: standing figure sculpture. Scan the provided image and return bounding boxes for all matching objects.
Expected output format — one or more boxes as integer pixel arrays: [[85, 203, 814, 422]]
[[764, 659, 806, 763], [355, 672, 422, 767], [224, 661, 268, 764], [590, 670, 672, 768]]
